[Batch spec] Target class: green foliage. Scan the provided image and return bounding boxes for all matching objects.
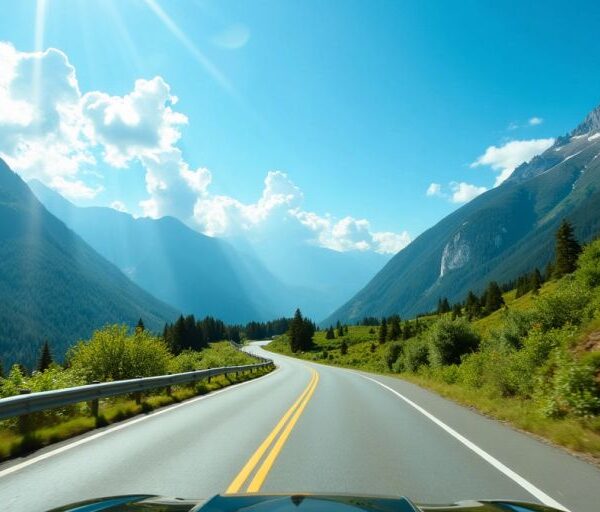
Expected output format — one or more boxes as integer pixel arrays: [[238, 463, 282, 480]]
[[576, 238, 600, 288], [289, 309, 315, 353], [68, 325, 171, 382], [385, 342, 402, 370], [378, 318, 387, 344], [427, 317, 480, 367], [340, 340, 348, 355], [397, 338, 429, 372], [554, 219, 582, 278], [532, 278, 591, 330], [36, 341, 53, 373]]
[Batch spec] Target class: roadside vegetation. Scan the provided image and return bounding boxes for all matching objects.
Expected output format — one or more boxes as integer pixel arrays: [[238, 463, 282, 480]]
[[268, 221, 600, 460], [0, 324, 272, 461]]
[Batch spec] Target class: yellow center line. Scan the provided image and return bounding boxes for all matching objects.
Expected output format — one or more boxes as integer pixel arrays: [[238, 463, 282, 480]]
[[246, 370, 320, 492], [225, 369, 318, 494]]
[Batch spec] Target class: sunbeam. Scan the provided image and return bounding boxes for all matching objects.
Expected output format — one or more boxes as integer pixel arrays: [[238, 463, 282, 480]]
[[32, 0, 47, 115], [143, 0, 235, 96]]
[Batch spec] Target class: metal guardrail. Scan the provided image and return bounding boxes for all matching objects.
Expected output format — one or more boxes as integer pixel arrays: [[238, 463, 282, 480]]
[[0, 355, 274, 422]]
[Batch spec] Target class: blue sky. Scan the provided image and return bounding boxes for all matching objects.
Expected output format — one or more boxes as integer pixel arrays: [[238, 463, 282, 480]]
[[1, 0, 599, 253]]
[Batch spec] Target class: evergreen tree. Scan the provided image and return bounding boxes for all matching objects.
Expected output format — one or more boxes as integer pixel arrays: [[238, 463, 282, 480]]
[[554, 220, 581, 277], [378, 318, 388, 344], [530, 268, 543, 295], [0, 360, 4, 379], [402, 320, 412, 340], [336, 323, 344, 337], [464, 291, 481, 320], [136, 318, 145, 333], [369, 342, 376, 353], [451, 303, 462, 320], [289, 309, 314, 352], [325, 326, 335, 340], [437, 297, 450, 314], [388, 315, 401, 341], [340, 339, 348, 355], [484, 281, 504, 314], [37, 341, 53, 372]]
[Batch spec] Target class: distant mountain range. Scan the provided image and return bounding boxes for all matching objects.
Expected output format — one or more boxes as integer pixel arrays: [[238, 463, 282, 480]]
[[0, 159, 178, 367], [30, 182, 387, 323], [325, 104, 600, 325]]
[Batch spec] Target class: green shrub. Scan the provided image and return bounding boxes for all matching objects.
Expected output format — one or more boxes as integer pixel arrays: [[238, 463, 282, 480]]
[[532, 279, 591, 330], [68, 325, 171, 382], [385, 343, 402, 370], [576, 239, 600, 288], [427, 318, 480, 367], [486, 310, 534, 350], [400, 338, 429, 372]]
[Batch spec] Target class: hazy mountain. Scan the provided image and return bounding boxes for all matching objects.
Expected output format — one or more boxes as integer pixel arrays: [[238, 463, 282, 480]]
[[29, 181, 300, 324], [0, 159, 179, 367], [30, 182, 388, 322], [325, 105, 600, 325]]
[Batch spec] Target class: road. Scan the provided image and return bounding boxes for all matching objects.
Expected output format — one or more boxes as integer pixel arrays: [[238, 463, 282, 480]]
[[0, 342, 599, 511]]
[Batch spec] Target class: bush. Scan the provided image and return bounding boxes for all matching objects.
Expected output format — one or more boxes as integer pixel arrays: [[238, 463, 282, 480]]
[[427, 318, 480, 367], [399, 338, 429, 372], [486, 310, 534, 350], [68, 325, 171, 382], [532, 279, 591, 330], [385, 343, 402, 370], [576, 239, 600, 288]]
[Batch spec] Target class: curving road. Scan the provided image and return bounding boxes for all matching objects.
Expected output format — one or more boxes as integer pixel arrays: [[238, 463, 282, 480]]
[[0, 342, 599, 511]]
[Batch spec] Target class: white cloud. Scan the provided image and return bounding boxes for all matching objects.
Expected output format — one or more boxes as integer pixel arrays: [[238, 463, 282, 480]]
[[0, 43, 94, 183], [49, 176, 103, 200], [211, 23, 250, 50], [529, 117, 543, 126], [471, 138, 555, 185], [0, 42, 410, 256], [426, 182, 443, 197], [449, 182, 487, 204], [110, 200, 128, 213], [81, 76, 187, 168]]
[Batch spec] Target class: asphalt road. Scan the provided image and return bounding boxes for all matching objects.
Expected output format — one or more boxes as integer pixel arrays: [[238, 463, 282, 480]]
[[0, 342, 599, 512]]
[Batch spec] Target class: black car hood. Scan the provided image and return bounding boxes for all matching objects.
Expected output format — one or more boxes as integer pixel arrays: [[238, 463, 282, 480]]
[[47, 493, 562, 512]]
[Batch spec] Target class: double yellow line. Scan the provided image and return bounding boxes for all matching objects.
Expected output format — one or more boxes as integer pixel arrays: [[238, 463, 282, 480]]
[[226, 368, 319, 493]]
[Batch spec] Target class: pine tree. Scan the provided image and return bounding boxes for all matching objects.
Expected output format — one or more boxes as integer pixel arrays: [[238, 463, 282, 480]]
[[464, 291, 481, 320], [370, 343, 376, 353], [340, 339, 348, 355], [136, 318, 145, 333], [554, 220, 581, 277], [378, 318, 388, 344], [289, 309, 304, 353], [37, 341, 53, 372], [544, 261, 555, 281], [484, 281, 504, 314], [530, 268, 543, 295], [389, 315, 401, 341], [325, 326, 335, 340], [0, 360, 4, 379], [336, 323, 344, 337]]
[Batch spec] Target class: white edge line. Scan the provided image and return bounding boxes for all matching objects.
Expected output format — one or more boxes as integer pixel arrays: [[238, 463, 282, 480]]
[[359, 375, 569, 512], [0, 365, 281, 479]]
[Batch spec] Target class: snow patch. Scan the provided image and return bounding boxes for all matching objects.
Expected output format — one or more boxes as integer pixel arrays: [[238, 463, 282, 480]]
[[572, 134, 587, 140], [588, 132, 600, 141]]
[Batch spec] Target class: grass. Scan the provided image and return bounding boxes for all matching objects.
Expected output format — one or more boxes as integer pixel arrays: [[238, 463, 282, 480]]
[[267, 320, 600, 462], [0, 367, 272, 462]]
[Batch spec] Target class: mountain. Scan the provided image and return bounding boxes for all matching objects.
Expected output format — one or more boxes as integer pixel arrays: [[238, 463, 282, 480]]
[[0, 159, 179, 367], [29, 181, 302, 323], [30, 182, 387, 322], [325, 104, 600, 324]]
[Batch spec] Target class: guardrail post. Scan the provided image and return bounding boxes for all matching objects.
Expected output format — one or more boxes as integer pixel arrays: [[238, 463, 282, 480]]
[[17, 389, 32, 434], [166, 373, 172, 397], [89, 381, 100, 418], [135, 377, 142, 405]]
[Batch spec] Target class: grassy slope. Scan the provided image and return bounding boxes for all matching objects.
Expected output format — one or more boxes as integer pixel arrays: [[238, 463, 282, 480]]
[[267, 284, 600, 461], [0, 342, 272, 461]]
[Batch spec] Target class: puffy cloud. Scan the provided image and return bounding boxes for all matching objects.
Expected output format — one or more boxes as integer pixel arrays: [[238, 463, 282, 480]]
[[0, 43, 94, 183], [426, 182, 443, 197], [110, 200, 128, 213], [449, 182, 487, 203], [292, 210, 411, 255], [529, 117, 543, 126], [1, 42, 410, 255], [193, 171, 303, 236], [81, 76, 187, 167], [471, 138, 554, 185]]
